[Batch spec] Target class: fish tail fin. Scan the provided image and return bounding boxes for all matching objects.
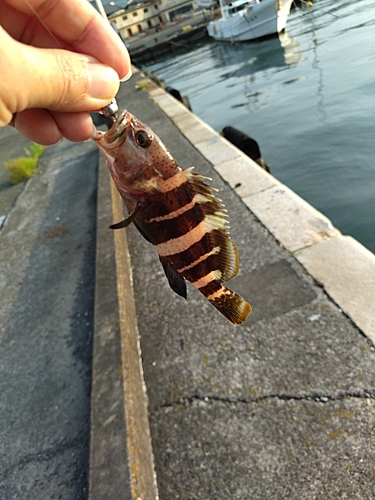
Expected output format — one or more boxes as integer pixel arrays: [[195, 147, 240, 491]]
[[200, 281, 251, 325]]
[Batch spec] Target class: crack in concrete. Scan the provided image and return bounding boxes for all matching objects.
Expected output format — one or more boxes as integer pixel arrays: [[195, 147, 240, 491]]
[[152, 389, 375, 414], [0, 437, 84, 481]]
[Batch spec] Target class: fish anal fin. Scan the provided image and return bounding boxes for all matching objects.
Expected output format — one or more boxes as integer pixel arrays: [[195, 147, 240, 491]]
[[219, 236, 239, 282], [160, 257, 187, 299], [110, 202, 142, 230], [205, 229, 239, 283]]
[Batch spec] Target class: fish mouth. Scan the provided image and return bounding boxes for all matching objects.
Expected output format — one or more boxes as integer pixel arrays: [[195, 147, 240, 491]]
[[104, 109, 132, 145]]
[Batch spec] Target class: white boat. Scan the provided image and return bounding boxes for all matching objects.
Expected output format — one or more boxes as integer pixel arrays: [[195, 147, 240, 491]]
[[195, 0, 219, 8], [207, 0, 294, 42]]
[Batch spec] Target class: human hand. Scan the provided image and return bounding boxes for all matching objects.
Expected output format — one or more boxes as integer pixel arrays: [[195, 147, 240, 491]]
[[0, 0, 131, 145]]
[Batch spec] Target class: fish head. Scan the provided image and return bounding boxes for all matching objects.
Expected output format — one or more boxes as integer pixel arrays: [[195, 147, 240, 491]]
[[93, 110, 176, 199]]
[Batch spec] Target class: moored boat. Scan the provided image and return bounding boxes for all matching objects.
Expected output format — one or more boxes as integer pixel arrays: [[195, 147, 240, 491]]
[[195, 0, 219, 8], [207, 0, 294, 42]]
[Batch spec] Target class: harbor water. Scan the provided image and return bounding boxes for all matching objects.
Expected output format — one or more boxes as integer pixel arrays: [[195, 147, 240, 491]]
[[146, 0, 375, 253]]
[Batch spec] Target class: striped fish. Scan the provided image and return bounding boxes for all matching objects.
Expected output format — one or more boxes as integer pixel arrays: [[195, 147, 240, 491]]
[[94, 110, 251, 324]]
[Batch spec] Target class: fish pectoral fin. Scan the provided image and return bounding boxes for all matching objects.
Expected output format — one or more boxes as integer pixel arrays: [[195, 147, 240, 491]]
[[109, 202, 142, 230], [159, 258, 187, 299]]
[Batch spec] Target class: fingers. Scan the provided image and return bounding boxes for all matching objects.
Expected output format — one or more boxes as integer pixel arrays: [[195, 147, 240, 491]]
[[11, 109, 63, 145], [12, 109, 94, 145], [31, 49, 121, 111], [52, 111, 95, 142], [0, 27, 119, 127], [0, 0, 132, 144], [2, 0, 131, 80]]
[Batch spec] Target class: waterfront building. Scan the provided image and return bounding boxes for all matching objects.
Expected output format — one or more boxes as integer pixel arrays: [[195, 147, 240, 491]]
[[98, 0, 197, 40]]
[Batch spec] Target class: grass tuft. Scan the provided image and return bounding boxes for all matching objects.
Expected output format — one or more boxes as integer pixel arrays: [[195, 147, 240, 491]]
[[4, 143, 45, 184]]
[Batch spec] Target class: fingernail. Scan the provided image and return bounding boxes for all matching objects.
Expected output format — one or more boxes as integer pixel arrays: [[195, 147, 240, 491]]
[[88, 63, 120, 100], [120, 66, 133, 82]]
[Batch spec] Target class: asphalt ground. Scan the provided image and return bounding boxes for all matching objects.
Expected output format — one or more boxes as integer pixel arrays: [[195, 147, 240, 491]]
[[0, 131, 98, 498]]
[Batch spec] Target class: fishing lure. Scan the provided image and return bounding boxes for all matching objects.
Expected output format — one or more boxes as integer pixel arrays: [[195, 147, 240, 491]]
[[94, 108, 251, 324]]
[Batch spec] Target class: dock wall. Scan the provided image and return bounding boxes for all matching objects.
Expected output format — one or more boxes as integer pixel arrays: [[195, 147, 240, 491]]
[[90, 68, 375, 500]]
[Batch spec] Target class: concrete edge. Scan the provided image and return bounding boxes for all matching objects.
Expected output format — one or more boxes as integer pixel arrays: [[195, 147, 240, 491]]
[[110, 169, 159, 500], [141, 79, 375, 343], [90, 154, 159, 500]]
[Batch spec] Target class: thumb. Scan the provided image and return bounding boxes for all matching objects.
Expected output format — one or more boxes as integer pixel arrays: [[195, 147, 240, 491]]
[[0, 27, 119, 128]]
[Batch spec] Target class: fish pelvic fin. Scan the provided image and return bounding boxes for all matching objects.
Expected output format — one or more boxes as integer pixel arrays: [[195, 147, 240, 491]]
[[110, 202, 142, 230], [199, 280, 251, 324]]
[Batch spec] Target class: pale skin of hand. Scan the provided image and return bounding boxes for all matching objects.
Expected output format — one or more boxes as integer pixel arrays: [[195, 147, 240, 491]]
[[0, 0, 131, 144]]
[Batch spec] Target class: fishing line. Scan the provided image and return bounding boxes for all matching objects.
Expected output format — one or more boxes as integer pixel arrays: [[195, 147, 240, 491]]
[[23, 0, 63, 48]]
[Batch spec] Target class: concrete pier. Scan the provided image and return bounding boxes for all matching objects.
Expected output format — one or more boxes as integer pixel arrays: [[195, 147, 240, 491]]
[[0, 67, 375, 499]]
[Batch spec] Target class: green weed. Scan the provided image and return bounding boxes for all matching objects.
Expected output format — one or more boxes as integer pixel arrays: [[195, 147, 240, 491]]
[[28, 143, 45, 159], [4, 142, 45, 184], [135, 80, 150, 90]]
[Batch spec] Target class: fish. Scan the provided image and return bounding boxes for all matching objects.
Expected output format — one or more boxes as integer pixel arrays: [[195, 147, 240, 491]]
[[93, 110, 251, 324]]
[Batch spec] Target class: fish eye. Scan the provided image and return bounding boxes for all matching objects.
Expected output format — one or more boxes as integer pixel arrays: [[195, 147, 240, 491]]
[[135, 130, 151, 148]]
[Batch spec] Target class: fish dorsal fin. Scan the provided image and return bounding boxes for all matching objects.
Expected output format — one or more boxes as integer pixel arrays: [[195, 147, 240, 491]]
[[185, 168, 239, 283]]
